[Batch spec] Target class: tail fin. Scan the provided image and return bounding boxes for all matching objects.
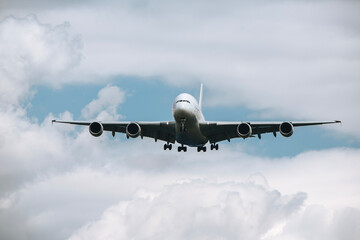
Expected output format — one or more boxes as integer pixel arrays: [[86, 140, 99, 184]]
[[199, 83, 203, 110]]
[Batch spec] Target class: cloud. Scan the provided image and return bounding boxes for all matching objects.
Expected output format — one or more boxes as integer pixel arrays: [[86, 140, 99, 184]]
[[0, 132, 359, 240], [0, 14, 83, 198], [0, 0, 90, 9], [81, 85, 125, 121], [0, 85, 124, 198], [0, 167, 136, 240], [67, 177, 360, 240], [268, 205, 360, 240], [0, 15, 82, 109], [68, 179, 306, 240]]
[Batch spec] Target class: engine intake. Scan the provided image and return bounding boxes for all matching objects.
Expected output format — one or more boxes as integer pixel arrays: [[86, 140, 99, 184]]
[[279, 122, 294, 137], [126, 122, 141, 138], [237, 122, 252, 138], [89, 122, 103, 137]]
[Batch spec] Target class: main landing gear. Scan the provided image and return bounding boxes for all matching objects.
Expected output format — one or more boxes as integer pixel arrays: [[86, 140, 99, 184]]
[[165, 143, 218, 152], [178, 145, 187, 152], [210, 143, 219, 151], [164, 143, 172, 150], [197, 146, 206, 152]]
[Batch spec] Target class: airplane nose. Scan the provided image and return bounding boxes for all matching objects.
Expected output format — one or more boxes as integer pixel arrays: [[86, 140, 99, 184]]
[[173, 103, 192, 120]]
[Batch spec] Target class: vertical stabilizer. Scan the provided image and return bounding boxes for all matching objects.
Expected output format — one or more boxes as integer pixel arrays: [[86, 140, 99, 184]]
[[199, 83, 203, 110]]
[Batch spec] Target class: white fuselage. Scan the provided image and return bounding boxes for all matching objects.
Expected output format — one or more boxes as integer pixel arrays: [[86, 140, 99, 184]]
[[172, 93, 208, 146]]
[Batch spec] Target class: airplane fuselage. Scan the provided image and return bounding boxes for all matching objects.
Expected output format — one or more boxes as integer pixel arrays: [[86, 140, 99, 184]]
[[172, 93, 208, 147]]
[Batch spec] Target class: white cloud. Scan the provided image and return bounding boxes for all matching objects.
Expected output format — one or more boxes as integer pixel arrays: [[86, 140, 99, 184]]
[[0, 14, 83, 197], [267, 205, 360, 240], [0, 15, 82, 109], [81, 85, 125, 121], [68, 179, 306, 240], [0, 132, 359, 239], [67, 176, 360, 240]]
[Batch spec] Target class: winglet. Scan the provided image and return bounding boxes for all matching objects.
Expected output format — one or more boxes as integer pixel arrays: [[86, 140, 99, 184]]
[[52, 119, 56, 125], [199, 83, 203, 110], [335, 120, 342, 125]]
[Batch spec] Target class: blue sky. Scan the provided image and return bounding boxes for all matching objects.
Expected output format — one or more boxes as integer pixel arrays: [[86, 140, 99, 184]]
[[1, 1, 359, 239]]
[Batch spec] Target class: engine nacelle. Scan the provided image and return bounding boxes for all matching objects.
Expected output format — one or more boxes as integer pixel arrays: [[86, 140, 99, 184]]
[[237, 122, 252, 138], [126, 122, 141, 138], [89, 122, 103, 137], [279, 122, 294, 137]]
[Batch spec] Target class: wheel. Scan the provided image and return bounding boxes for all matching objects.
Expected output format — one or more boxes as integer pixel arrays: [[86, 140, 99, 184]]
[[184, 147, 187, 152], [164, 144, 167, 150], [169, 144, 172, 150], [210, 145, 214, 150], [197, 147, 200, 152], [178, 146, 181, 152], [203, 147, 206, 152], [215, 144, 219, 150]]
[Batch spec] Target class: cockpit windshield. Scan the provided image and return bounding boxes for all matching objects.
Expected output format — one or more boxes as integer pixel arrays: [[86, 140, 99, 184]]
[[176, 100, 190, 104]]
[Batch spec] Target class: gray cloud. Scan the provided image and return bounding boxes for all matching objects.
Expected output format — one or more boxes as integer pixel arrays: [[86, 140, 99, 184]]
[[0, 0, 88, 9]]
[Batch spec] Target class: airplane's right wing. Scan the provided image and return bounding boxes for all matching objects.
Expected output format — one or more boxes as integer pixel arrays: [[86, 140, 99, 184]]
[[200, 120, 341, 144], [52, 120, 176, 143]]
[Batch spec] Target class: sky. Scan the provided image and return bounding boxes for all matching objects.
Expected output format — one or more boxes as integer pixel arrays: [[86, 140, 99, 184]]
[[0, 0, 359, 239]]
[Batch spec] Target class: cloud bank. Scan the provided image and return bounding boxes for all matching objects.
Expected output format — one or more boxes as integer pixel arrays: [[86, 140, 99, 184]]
[[69, 179, 306, 240]]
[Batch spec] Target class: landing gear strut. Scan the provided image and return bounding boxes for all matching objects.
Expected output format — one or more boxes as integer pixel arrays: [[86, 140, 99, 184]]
[[164, 143, 172, 150], [210, 143, 219, 150], [197, 146, 206, 152], [178, 145, 187, 152], [180, 118, 186, 132]]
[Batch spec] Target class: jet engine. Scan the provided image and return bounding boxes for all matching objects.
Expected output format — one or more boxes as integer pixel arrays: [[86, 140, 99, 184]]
[[279, 122, 294, 137], [89, 122, 103, 137], [237, 122, 252, 138], [126, 122, 141, 138]]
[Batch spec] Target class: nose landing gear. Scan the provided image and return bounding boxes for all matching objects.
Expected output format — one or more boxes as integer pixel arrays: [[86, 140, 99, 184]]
[[180, 118, 186, 132]]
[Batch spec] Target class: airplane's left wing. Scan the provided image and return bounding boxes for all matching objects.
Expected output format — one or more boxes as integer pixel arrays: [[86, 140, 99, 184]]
[[52, 120, 176, 143], [200, 120, 341, 143]]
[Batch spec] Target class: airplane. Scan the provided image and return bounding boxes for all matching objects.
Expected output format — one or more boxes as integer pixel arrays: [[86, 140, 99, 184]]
[[52, 84, 341, 152]]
